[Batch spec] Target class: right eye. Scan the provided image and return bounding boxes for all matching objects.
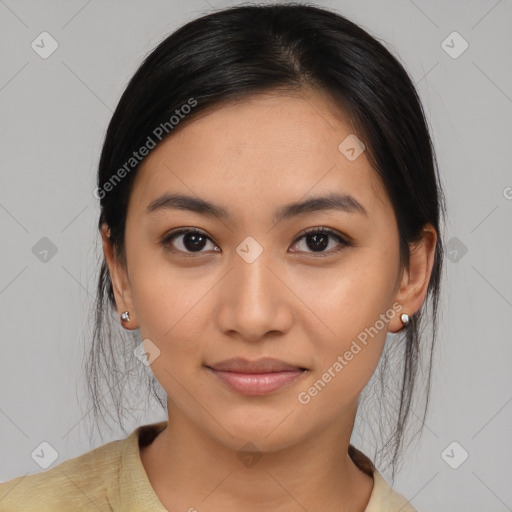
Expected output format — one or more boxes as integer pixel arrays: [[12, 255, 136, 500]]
[[160, 228, 220, 255]]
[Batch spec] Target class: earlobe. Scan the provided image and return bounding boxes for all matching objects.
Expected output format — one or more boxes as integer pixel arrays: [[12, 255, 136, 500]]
[[389, 225, 437, 333], [100, 224, 138, 329]]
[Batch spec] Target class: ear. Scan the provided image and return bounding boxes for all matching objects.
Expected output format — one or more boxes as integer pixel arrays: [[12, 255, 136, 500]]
[[388, 224, 437, 333], [100, 224, 138, 329]]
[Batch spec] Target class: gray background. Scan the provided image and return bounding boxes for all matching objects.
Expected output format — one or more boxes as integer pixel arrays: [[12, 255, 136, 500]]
[[1, 1, 511, 510]]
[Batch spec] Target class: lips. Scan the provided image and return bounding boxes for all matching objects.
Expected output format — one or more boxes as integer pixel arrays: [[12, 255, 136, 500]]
[[208, 357, 306, 373], [206, 357, 308, 395]]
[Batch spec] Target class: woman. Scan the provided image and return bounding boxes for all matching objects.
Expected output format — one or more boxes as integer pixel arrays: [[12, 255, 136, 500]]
[[0, 3, 444, 510]]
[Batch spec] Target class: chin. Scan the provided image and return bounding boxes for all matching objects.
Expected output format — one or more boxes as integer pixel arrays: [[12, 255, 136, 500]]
[[212, 408, 307, 453]]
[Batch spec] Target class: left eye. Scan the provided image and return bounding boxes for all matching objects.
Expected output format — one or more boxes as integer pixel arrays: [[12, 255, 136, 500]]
[[291, 227, 350, 255], [161, 227, 350, 256]]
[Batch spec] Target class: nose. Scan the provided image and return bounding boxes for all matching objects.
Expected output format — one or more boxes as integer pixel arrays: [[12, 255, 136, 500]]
[[214, 246, 293, 343]]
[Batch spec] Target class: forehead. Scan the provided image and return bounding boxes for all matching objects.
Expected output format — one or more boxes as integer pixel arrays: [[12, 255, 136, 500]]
[[129, 91, 391, 223]]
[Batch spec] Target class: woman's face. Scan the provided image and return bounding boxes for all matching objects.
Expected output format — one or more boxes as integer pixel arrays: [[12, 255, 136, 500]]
[[105, 89, 413, 452]]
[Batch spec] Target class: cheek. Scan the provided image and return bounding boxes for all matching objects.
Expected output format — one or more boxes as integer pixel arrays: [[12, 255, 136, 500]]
[[132, 270, 212, 400], [130, 259, 215, 362], [135, 285, 205, 343], [295, 250, 396, 346], [291, 250, 397, 404], [126, 239, 194, 331], [295, 278, 391, 416]]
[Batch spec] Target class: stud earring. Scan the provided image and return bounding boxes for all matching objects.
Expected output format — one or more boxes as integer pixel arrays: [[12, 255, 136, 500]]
[[121, 311, 130, 323], [400, 313, 409, 326]]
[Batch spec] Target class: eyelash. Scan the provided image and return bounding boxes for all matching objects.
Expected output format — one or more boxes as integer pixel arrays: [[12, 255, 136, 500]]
[[160, 226, 351, 257]]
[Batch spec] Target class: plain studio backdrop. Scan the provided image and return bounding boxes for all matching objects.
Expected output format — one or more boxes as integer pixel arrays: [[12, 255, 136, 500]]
[[0, 1, 511, 511]]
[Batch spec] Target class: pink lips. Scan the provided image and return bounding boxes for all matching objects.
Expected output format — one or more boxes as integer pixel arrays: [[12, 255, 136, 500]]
[[206, 357, 307, 396]]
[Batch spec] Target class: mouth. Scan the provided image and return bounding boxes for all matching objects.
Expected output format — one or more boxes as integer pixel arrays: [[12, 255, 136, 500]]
[[205, 357, 309, 396]]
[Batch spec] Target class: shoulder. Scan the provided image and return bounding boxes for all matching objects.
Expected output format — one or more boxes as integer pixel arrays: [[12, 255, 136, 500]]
[[0, 434, 125, 511], [348, 444, 418, 512], [367, 470, 419, 512]]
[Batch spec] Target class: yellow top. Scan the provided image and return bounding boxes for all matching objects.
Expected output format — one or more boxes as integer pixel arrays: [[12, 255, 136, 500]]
[[0, 420, 418, 511]]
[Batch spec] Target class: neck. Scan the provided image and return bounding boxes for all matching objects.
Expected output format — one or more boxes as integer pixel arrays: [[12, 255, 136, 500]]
[[140, 403, 374, 512]]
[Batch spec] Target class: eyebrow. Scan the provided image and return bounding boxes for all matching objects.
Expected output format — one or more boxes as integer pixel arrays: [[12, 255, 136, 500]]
[[146, 191, 368, 222]]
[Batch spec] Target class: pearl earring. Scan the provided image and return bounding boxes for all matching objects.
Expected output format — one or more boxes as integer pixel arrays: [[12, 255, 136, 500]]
[[400, 313, 409, 326], [121, 311, 130, 323]]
